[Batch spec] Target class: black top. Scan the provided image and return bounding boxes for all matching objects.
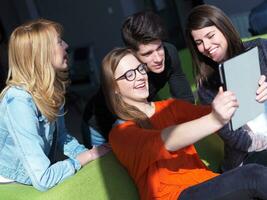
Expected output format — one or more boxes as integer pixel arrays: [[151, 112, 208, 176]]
[[148, 42, 194, 102], [82, 42, 194, 144]]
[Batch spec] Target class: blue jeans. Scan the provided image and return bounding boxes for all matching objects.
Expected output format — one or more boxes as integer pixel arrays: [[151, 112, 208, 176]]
[[89, 127, 106, 146], [179, 164, 267, 200], [81, 122, 107, 147]]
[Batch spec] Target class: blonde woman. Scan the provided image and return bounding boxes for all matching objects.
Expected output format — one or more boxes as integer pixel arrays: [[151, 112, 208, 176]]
[[0, 19, 110, 191]]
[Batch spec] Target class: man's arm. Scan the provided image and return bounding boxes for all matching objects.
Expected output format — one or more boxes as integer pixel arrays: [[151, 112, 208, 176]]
[[164, 42, 195, 103]]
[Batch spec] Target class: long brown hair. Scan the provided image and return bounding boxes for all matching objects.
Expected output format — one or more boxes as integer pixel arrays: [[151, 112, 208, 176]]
[[101, 47, 152, 128], [185, 4, 245, 86], [1, 19, 68, 122]]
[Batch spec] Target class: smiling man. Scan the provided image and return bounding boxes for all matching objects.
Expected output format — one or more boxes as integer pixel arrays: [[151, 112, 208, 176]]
[[121, 10, 194, 102]]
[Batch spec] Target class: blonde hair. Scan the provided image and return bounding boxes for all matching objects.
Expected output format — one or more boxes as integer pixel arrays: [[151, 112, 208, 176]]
[[1, 19, 69, 122], [101, 47, 152, 129]]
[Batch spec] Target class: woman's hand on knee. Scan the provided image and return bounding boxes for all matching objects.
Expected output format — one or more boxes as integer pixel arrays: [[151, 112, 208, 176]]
[[76, 143, 111, 166]]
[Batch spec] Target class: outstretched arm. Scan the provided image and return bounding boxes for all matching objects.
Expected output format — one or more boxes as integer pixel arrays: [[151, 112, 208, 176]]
[[161, 87, 238, 151], [165, 43, 195, 103]]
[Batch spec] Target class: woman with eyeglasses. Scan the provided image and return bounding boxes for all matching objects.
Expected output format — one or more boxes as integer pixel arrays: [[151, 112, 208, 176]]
[[115, 63, 147, 81], [101, 47, 267, 200], [81, 10, 194, 149]]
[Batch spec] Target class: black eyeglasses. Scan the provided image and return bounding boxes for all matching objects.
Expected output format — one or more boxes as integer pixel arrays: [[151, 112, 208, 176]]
[[115, 63, 147, 81]]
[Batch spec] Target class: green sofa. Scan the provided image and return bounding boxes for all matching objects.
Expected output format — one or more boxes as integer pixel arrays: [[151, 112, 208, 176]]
[[0, 152, 139, 200], [0, 141, 223, 200]]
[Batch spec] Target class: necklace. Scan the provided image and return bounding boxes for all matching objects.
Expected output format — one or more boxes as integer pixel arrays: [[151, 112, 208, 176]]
[[143, 102, 155, 117]]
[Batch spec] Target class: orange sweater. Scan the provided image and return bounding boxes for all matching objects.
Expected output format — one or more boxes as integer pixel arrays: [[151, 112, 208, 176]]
[[110, 99, 219, 200]]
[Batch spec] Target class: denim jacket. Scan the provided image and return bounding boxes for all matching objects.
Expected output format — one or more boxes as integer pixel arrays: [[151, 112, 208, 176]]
[[0, 86, 87, 191]]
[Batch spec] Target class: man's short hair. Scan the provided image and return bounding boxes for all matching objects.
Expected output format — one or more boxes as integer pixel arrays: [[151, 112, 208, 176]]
[[121, 10, 167, 51]]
